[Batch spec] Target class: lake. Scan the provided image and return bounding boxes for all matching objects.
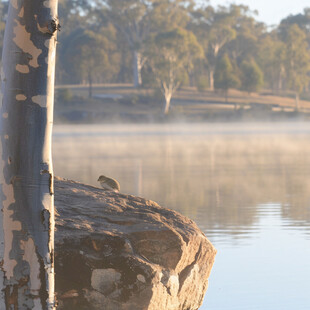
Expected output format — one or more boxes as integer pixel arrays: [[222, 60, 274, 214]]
[[53, 122, 310, 310]]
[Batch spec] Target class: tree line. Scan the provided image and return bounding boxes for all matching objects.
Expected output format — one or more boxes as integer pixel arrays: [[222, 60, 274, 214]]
[[2, 0, 310, 113]]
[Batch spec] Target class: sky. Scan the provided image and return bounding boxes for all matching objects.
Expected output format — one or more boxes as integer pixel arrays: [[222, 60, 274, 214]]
[[208, 0, 309, 26]]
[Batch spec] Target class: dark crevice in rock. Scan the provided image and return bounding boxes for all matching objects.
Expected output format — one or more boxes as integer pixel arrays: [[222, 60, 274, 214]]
[[178, 242, 203, 293]]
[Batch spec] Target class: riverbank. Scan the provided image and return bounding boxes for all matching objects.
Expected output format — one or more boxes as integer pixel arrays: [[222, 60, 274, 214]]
[[54, 84, 310, 123]]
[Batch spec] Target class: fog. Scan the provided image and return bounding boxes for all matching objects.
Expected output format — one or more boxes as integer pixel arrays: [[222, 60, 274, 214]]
[[53, 122, 310, 239], [52, 122, 310, 309]]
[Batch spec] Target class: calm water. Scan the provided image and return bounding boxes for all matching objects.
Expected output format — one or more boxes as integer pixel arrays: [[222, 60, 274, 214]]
[[53, 123, 310, 310]]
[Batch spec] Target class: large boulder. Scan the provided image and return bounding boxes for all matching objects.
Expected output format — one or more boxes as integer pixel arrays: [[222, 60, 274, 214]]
[[54, 177, 216, 310]]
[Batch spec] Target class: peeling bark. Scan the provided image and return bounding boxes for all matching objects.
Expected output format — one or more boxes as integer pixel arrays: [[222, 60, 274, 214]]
[[0, 0, 58, 308]]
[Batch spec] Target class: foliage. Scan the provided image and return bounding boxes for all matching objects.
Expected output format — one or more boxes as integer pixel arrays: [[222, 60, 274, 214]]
[[256, 34, 286, 91], [240, 59, 264, 93], [214, 55, 240, 94], [196, 76, 209, 92], [3, 0, 307, 98], [145, 27, 203, 113], [278, 8, 310, 40], [190, 5, 238, 89], [283, 24, 310, 95], [62, 26, 119, 85]]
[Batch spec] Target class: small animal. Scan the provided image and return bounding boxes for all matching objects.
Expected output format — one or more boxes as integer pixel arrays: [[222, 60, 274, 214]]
[[97, 175, 120, 192]]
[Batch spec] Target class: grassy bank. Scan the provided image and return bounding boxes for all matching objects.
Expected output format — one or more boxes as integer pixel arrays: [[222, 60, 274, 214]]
[[54, 84, 310, 123]]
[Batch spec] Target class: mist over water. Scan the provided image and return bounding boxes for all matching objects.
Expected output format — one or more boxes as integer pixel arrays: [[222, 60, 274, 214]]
[[53, 122, 310, 310]]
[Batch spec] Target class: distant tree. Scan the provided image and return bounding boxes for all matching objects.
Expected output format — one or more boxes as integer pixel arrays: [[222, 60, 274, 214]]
[[240, 59, 264, 94], [98, 0, 153, 88], [226, 5, 265, 64], [214, 55, 240, 103], [97, 0, 193, 88], [190, 5, 243, 90], [56, 0, 90, 84], [150, 0, 193, 34], [63, 27, 119, 97], [146, 28, 203, 114], [279, 8, 310, 41], [283, 24, 310, 109], [257, 34, 286, 92]]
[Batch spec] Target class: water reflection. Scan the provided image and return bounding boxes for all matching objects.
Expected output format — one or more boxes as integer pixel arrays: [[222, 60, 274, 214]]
[[53, 123, 310, 310], [53, 123, 310, 242], [205, 202, 310, 310]]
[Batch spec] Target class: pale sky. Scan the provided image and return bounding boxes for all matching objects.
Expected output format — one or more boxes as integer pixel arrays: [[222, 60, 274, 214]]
[[208, 0, 310, 26]]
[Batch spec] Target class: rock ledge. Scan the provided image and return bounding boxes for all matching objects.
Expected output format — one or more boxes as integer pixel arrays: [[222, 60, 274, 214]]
[[54, 177, 216, 310]]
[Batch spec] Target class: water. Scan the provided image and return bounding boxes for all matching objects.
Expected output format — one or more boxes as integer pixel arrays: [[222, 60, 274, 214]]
[[52, 123, 310, 310]]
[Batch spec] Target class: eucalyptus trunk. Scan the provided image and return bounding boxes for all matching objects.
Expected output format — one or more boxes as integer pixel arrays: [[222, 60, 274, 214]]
[[163, 90, 172, 115], [0, 0, 58, 308], [133, 50, 142, 88], [295, 92, 300, 111], [209, 68, 214, 91], [88, 71, 93, 98]]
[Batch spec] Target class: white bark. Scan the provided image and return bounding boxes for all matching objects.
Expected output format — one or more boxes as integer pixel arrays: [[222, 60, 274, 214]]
[[209, 68, 214, 91], [133, 50, 142, 88], [161, 75, 179, 115], [0, 0, 58, 308], [164, 92, 172, 115], [109, 0, 151, 88], [295, 92, 300, 111]]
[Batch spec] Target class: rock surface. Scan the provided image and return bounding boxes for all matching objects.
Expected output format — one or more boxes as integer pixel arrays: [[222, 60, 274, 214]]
[[54, 177, 216, 310]]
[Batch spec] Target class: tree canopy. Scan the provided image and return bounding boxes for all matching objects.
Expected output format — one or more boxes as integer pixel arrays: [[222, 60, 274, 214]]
[[146, 27, 203, 114], [2, 0, 307, 111], [240, 59, 264, 94], [214, 54, 240, 101]]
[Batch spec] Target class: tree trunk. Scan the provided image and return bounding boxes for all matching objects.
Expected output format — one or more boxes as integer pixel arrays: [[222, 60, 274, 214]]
[[209, 68, 214, 91], [133, 50, 142, 88], [88, 72, 93, 98], [0, 0, 58, 308], [164, 93, 172, 115], [295, 92, 300, 111]]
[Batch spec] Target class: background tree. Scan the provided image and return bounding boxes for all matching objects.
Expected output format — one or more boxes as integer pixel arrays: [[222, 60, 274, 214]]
[[226, 5, 265, 65], [98, 0, 154, 88], [257, 33, 286, 92], [278, 8, 310, 41], [146, 28, 203, 114], [2, 0, 309, 99], [56, 0, 90, 83], [214, 54, 240, 103], [151, 0, 193, 32], [191, 5, 237, 90], [0, 0, 58, 307], [240, 59, 264, 94], [283, 24, 310, 109], [63, 27, 119, 97]]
